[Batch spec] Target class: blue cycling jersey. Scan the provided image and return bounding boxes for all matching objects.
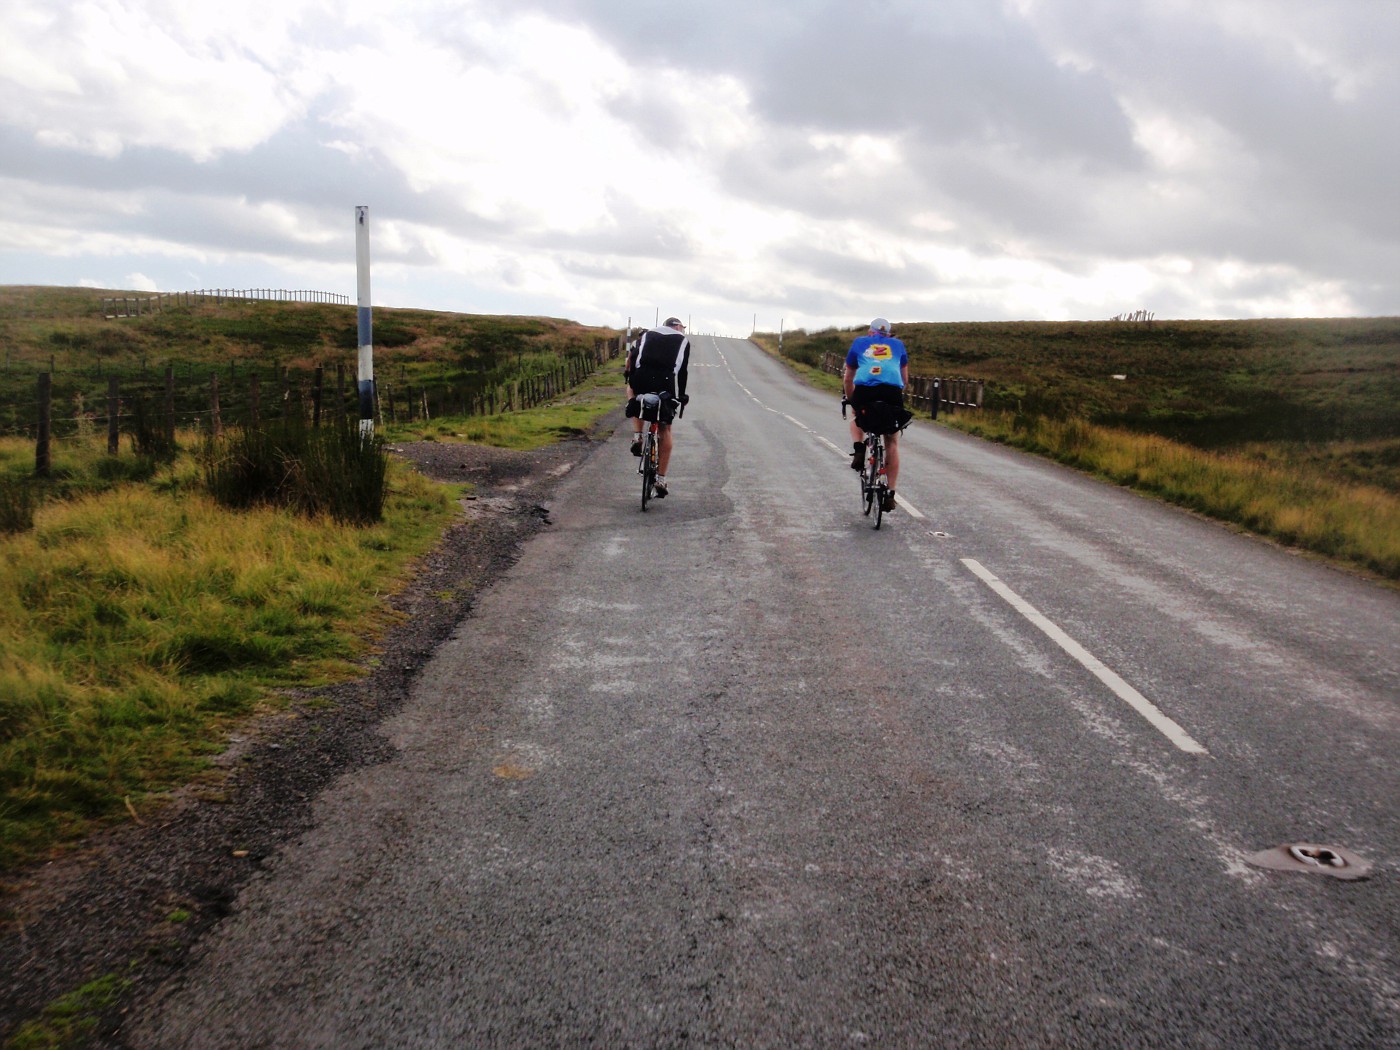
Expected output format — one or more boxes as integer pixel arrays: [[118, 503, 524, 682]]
[[845, 334, 908, 387]]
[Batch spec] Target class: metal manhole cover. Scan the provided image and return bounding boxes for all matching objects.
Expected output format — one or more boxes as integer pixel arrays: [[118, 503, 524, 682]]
[[1245, 843, 1373, 881]]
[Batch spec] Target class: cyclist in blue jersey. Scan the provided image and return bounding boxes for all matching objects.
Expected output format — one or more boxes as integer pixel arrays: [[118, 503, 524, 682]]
[[844, 317, 908, 513]]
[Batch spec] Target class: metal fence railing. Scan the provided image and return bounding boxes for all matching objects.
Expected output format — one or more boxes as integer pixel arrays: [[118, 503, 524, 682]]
[[102, 289, 350, 318]]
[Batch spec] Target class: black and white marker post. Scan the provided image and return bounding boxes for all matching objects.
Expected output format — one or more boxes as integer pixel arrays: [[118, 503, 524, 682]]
[[355, 206, 374, 437]]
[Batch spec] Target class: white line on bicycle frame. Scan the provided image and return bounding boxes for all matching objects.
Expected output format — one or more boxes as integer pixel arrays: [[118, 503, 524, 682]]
[[961, 559, 1208, 755]]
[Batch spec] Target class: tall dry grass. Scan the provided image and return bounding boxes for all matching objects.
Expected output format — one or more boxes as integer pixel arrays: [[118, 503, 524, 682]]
[[0, 442, 453, 869], [949, 411, 1400, 580]]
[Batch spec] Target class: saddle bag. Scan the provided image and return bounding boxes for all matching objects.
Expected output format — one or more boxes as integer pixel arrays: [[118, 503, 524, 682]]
[[854, 400, 912, 436]]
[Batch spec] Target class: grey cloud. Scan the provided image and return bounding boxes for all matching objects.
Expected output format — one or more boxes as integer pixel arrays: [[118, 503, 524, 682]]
[[1019, 3, 1400, 263], [716, 130, 930, 227], [755, 12, 1138, 168], [0, 120, 512, 260], [771, 241, 938, 295], [524, 0, 1139, 164], [6, 0, 1397, 323], [528, 190, 701, 261], [533, 0, 1400, 315]]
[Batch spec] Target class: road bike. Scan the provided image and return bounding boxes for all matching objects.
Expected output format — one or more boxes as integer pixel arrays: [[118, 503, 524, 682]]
[[635, 392, 683, 511], [842, 398, 905, 529]]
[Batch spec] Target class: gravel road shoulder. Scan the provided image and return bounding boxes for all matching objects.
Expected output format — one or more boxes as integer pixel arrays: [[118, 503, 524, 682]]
[[0, 429, 610, 1046]]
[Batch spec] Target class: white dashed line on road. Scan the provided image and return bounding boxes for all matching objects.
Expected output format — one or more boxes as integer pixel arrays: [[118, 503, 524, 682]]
[[961, 558, 1209, 755], [895, 495, 925, 519]]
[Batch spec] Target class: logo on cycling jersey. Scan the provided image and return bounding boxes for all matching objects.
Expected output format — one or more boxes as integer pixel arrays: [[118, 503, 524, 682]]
[[867, 343, 893, 360], [869, 365, 883, 375]]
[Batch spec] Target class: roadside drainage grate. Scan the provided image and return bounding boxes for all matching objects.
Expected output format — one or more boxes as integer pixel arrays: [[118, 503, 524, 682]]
[[928, 531, 951, 538], [1246, 843, 1373, 881]]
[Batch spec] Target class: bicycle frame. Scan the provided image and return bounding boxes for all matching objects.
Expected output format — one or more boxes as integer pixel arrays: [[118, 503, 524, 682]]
[[842, 397, 898, 529], [635, 392, 681, 511]]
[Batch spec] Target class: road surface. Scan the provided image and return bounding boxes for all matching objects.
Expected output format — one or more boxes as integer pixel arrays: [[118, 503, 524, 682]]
[[134, 336, 1400, 1048]]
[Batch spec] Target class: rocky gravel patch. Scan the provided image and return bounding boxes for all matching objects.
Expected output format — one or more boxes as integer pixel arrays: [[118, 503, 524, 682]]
[[0, 433, 605, 1046]]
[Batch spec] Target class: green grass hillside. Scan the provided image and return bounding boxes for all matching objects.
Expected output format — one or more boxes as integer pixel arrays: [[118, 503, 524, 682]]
[[0, 285, 619, 439], [762, 317, 1400, 579], [0, 285, 609, 371], [0, 285, 623, 874]]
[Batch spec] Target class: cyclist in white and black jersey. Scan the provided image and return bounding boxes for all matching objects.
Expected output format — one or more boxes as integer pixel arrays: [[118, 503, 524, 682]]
[[625, 316, 691, 498]]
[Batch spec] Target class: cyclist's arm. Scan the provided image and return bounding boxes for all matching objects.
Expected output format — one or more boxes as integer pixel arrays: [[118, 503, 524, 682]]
[[675, 338, 690, 400], [843, 364, 856, 399]]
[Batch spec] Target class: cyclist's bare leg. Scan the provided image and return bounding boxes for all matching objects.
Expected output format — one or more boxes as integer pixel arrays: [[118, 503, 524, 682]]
[[657, 425, 674, 475], [849, 417, 864, 447], [627, 388, 644, 443], [885, 432, 899, 490]]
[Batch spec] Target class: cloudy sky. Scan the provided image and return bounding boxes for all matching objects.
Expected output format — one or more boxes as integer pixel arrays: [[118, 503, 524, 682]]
[[2, 0, 1396, 333]]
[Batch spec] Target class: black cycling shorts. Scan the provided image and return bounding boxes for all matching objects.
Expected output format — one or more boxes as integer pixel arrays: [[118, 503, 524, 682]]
[[626, 392, 677, 425], [850, 384, 908, 435]]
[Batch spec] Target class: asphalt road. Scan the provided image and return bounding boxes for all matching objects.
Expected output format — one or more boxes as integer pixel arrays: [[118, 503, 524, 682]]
[[134, 336, 1400, 1048]]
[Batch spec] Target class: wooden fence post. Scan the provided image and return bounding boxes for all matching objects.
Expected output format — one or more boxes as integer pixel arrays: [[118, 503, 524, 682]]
[[36, 373, 52, 478], [313, 366, 324, 429], [164, 365, 176, 445], [211, 373, 223, 439], [107, 375, 120, 454]]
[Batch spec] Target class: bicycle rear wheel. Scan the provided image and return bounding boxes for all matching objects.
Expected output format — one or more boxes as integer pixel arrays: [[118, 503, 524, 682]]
[[871, 442, 885, 528], [861, 436, 877, 516], [640, 433, 656, 510]]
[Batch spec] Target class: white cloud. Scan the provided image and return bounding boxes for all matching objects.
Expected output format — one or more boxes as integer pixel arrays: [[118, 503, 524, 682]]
[[0, 0, 312, 161], [0, 0, 1395, 328], [124, 271, 159, 291]]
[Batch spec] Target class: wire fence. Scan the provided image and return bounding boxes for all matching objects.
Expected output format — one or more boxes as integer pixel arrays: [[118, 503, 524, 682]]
[[102, 288, 350, 318], [11, 336, 624, 476]]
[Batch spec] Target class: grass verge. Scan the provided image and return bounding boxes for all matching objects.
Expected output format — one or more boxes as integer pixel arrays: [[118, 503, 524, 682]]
[[381, 368, 625, 449], [946, 410, 1400, 581], [0, 363, 623, 872], [0, 435, 454, 871]]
